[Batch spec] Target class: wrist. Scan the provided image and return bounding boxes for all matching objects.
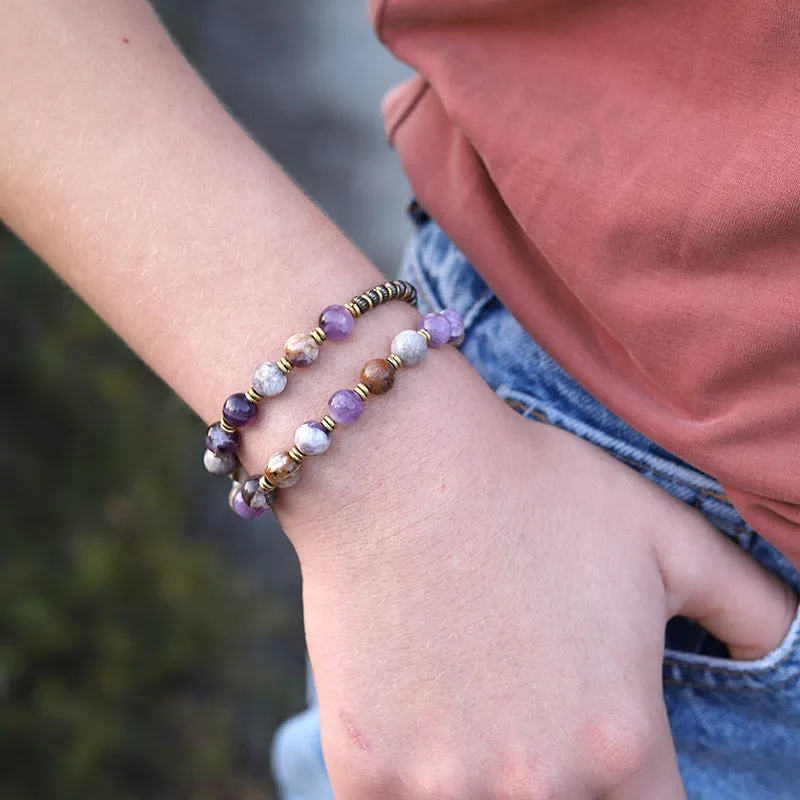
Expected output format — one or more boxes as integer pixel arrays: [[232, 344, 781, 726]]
[[239, 327, 513, 562]]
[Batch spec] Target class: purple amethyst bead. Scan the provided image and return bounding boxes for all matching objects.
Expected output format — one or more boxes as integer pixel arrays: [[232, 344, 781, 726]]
[[441, 309, 465, 342], [222, 392, 257, 427], [205, 422, 240, 455], [231, 489, 266, 520], [420, 312, 452, 348], [319, 304, 354, 342], [328, 389, 364, 425]]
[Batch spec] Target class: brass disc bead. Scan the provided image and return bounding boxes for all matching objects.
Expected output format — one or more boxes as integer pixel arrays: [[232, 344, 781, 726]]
[[353, 383, 370, 402], [320, 415, 337, 433], [360, 358, 395, 395]]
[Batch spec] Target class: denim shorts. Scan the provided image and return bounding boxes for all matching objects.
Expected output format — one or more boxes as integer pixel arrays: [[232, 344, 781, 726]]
[[272, 218, 800, 800]]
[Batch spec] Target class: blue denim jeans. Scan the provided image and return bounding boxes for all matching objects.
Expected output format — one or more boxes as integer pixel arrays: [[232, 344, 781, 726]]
[[272, 219, 800, 799]]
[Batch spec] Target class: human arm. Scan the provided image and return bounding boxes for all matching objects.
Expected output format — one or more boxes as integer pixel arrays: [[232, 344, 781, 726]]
[[1, 2, 796, 798]]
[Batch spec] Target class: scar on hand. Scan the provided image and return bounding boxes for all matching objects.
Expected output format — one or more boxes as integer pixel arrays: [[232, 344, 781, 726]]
[[340, 710, 371, 753]]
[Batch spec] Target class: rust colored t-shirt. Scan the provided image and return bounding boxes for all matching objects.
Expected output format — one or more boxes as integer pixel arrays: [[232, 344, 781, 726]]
[[370, 0, 800, 567]]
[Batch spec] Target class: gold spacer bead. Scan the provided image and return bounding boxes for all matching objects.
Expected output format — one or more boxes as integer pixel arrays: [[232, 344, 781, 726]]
[[219, 419, 237, 434], [245, 387, 264, 404], [360, 292, 375, 310], [310, 327, 327, 345], [259, 475, 277, 492], [277, 357, 294, 375], [419, 328, 432, 345], [288, 446, 306, 464], [386, 354, 403, 370], [320, 415, 337, 433], [384, 282, 397, 300], [354, 383, 371, 401], [345, 302, 362, 319]]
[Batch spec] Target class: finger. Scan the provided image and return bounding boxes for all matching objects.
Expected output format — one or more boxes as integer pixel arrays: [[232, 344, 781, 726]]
[[653, 506, 798, 660]]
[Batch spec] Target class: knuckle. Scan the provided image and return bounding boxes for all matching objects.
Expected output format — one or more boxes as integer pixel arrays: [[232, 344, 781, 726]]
[[580, 712, 656, 787], [486, 749, 559, 800], [408, 760, 469, 800]]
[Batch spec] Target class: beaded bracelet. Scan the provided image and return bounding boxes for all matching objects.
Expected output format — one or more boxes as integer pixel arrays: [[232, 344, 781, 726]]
[[228, 308, 466, 519], [203, 279, 418, 480]]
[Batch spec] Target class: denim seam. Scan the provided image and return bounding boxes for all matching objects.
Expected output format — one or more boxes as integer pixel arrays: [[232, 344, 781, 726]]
[[663, 671, 800, 692]]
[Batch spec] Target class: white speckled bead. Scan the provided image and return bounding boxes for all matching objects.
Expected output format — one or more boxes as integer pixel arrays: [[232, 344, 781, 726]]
[[391, 330, 428, 366], [203, 449, 238, 476], [252, 361, 288, 397], [295, 421, 331, 456]]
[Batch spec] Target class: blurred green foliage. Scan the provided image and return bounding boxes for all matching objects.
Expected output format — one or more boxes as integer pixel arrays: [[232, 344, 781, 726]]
[[0, 227, 302, 799]]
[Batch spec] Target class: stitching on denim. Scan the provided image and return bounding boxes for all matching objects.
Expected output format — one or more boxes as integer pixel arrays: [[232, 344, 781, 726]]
[[611, 452, 733, 505], [462, 288, 495, 332], [504, 397, 547, 422], [663, 669, 800, 693]]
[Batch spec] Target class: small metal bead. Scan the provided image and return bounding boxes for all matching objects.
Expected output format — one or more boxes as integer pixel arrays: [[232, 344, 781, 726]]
[[386, 353, 403, 370], [418, 328, 432, 345], [345, 302, 362, 318], [288, 446, 306, 464], [353, 383, 370, 401], [384, 282, 397, 300], [219, 419, 238, 434], [320, 415, 337, 433], [375, 285, 389, 303], [367, 289, 381, 306], [310, 327, 327, 345], [245, 387, 263, 404], [356, 296, 371, 313], [259, 475, 277, 492], [277, 357, 294, 375]]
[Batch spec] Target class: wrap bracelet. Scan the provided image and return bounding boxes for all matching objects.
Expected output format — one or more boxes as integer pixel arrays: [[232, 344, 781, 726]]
[[229, 308, 466, 519], [202, 279, 418, 479]]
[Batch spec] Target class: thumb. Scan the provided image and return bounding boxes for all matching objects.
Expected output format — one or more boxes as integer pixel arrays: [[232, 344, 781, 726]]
[[653, 509, 798, 661]]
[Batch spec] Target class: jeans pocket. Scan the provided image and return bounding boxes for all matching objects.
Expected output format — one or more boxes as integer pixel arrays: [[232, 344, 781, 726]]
[[663, 601, 800, 693]]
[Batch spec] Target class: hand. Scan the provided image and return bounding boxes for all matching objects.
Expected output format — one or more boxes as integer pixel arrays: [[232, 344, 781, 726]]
[[287, 399, 796, 799]]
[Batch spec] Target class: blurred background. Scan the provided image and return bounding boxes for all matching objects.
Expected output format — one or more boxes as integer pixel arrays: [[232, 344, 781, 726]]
[[0, 2, 412, 797]]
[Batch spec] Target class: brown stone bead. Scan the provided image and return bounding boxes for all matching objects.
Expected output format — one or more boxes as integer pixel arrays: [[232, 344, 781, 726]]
[[284, 333, 320, 367], [360, 358, 395, 395], [265, 451, 301, 488]]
